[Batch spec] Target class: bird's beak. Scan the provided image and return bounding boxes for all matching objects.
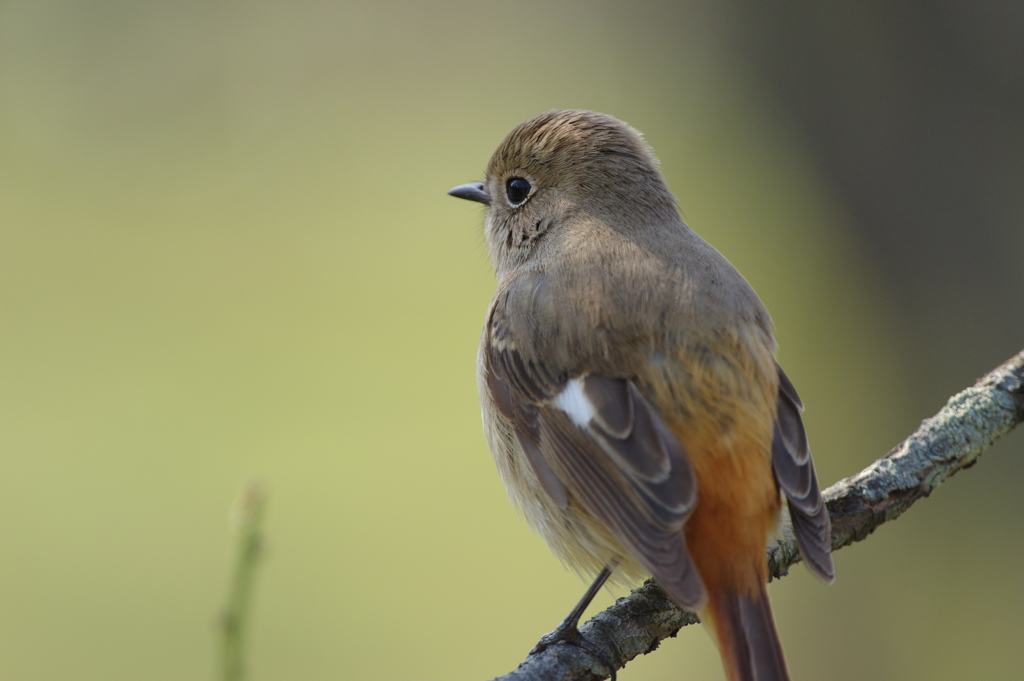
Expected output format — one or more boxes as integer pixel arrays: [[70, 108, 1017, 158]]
[[447, 182, 490, 205]]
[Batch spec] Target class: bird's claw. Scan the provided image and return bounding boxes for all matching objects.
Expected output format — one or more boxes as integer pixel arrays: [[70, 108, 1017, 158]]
[[530, 621, 617, 680]]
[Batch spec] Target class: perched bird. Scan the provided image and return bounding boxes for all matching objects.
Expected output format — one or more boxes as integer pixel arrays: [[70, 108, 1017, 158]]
[[449, 110, 833, 681]]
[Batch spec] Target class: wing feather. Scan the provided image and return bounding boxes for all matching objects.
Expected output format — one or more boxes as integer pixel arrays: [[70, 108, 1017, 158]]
[[540, 405, 706, 610], [484, 308, 706, 608], [771, 364, 834, 582]]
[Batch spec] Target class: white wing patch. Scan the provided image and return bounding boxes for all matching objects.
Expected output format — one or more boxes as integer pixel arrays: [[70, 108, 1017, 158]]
[[552, 378, 595, 428]]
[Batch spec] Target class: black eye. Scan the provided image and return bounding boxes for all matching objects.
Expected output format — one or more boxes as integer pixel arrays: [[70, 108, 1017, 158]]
[[506, 177, 531, 205]]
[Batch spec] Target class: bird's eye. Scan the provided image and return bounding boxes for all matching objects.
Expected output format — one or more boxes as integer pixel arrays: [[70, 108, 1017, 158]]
[[506, 177, 531, 205]]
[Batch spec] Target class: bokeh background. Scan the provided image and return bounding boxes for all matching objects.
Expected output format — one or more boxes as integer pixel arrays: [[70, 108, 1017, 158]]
[[2, 2, 1022, 680]]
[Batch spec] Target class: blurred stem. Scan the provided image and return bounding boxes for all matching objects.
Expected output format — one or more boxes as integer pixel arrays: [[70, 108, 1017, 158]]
[[220, 480, 267, 681]]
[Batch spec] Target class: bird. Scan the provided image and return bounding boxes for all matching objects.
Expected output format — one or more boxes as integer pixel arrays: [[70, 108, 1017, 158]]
[[448, 110, 833, 681]]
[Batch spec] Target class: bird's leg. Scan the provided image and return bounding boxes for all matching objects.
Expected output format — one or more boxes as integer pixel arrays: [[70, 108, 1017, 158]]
[[530, 563, 618, 679]]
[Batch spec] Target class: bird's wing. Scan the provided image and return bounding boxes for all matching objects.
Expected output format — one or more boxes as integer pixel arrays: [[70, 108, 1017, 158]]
[[771, 364, 835, 582], [485, 299, 706, 610]]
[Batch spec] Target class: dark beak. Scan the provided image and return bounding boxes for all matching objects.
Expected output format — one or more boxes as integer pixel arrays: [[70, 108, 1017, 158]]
[[447, 182, 490, 205]]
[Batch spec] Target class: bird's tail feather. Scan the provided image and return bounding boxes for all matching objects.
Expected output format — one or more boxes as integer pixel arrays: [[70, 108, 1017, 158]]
[[703, 581, 790, 681]]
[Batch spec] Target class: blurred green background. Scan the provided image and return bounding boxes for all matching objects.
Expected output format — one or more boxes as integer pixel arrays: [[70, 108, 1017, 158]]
[[2, 2, 1022, 680]]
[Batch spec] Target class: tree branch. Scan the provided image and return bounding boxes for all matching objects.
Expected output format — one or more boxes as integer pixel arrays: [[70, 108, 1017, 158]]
[[491, 350, 1024, 681]]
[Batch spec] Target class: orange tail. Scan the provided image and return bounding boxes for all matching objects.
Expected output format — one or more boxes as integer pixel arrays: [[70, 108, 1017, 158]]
[[703, 581, 789, 681]]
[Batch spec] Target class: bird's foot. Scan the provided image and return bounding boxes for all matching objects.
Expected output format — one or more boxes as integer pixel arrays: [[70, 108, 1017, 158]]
[[530, 619, 617, 681]]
